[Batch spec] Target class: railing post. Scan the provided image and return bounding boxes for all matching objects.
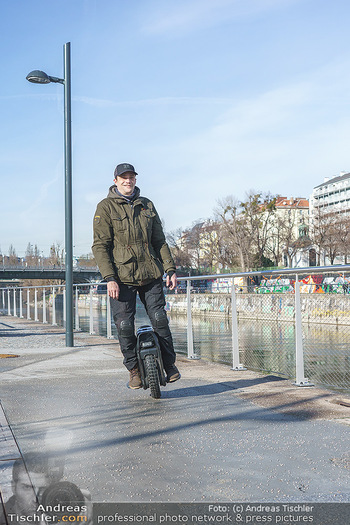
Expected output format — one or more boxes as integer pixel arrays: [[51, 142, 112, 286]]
[[63, 288, 66, 325], [2, 289, 5, 311], [106, 292, 113, 339], [34, 288, 39, 321], [75, 286, 81, 331], [293, 274, 313, 387], [27, 288, 31, 319], [13, 288, 17, 317], [186, 279, 197, 359], [43, 288, 47, 323], [231, 279, 246, 371], [89, 285, 95, 335], [19, 289, 23, 318], [52, 286, 57, 326], [7, 288, 11, 316]]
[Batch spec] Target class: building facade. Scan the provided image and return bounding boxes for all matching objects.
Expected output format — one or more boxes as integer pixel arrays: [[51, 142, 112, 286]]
[[267, 196, 310, 267], [310, 171, 350, 215], [309, 171, 350, 266]]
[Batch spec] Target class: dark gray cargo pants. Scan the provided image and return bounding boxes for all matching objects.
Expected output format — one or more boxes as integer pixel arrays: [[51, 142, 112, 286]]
[[110, 278, 176, 372]]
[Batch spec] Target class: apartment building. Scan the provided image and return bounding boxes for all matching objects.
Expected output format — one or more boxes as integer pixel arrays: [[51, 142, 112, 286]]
[[310, 171, 350, 214], [263, 196, 310, 267], [274, 196, 309, 235], [309, 171, 350, 265]]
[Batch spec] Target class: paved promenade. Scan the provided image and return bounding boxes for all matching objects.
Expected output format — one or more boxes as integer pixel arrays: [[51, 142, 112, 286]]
[[1, 313, 350, 513]]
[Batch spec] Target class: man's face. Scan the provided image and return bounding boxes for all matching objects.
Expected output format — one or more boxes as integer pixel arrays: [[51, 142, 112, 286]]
[[114, 173, 136, 196], [13, 471, 50, 515]]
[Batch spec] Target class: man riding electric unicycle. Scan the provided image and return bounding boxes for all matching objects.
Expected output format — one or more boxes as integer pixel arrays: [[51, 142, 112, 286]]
[[92, 163, 180, 398]]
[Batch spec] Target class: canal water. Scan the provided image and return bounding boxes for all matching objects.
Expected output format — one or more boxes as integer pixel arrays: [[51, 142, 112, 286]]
[[3, 295, 350, 393]]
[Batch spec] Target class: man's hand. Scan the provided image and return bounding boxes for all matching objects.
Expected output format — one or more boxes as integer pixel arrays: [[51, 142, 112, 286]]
[[166, 273, 177, 290], [107, 280, 120, 299]]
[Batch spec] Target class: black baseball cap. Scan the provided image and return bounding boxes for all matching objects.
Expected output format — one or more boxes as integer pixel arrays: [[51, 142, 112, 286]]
[[114, 163, 138, 177]]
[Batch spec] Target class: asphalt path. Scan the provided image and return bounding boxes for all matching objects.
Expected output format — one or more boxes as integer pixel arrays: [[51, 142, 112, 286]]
[[1, 315, 350, 506]]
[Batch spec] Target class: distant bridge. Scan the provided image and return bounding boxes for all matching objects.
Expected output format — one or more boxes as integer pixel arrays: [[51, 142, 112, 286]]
[[0, 266, 101, 283]]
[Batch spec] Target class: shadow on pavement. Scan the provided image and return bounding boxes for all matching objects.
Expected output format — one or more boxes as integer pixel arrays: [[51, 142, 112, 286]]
[[12, 384, 326, 458], [162, 375, 287, 398]]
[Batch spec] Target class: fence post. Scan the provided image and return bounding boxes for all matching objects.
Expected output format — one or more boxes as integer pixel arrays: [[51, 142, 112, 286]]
[[7, 289, 11, 316], [75, 286, 81, 331], [19, 289, 23, 318], [2, 289, 4, 312], [186, 279, 198, 359], [89, 285, 95, 335], [106, 293, 113, 339], [293, 274, 313, 387], [63, 288, 66, 326], [34, 288, 39, 321], [27, 288, 31, 319], [13, 289, 17, 317], [43, 288, 47, 323], [231, 279, 246, 371], [52, 286, 57, 326]]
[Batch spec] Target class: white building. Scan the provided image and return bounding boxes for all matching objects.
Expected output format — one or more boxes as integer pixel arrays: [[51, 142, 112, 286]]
[[309, 171, 350, 265], [310, 171, 350, 215], [268, 196, 310, 267]]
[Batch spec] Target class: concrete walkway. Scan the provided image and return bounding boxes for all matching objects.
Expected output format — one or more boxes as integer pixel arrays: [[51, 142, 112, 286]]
[[1, 314, 350, 511]]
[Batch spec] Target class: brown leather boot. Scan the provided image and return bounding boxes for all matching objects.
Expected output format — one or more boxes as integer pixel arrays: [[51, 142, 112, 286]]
[[166, 365, 181, 383], [129, 366, 142, 389]]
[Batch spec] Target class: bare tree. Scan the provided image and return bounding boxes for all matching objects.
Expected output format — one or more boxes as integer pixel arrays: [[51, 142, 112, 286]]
[[241, 191, 277, 268], [48, 243, 63, 268], [166, 228, 193, 270], [336, 215, 350, 264], [266, 212, 285, 266], [8, 244, 18, 266], [274, 209, 304, 267], [215, 196, 251, 271], [215, 192, 277, 271], [25, 243, 41, 267], [311, 208, 345, 265]]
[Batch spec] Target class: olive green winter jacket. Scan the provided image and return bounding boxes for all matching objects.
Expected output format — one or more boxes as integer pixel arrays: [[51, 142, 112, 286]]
[[92, 186, 176, 285]]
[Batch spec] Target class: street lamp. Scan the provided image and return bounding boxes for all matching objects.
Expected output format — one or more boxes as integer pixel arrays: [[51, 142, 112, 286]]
[[26, 42, 74, 347]]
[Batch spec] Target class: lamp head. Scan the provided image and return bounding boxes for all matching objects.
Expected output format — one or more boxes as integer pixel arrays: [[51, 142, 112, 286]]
[[26, 70, 51, 84]]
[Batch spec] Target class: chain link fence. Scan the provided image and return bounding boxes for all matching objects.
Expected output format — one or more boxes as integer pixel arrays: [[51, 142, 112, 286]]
[[168, 267, 350, 393], [1, 266, 350, 393]]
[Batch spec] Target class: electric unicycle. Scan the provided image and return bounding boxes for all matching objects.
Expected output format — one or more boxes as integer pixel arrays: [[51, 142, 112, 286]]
[[136, 325, 167, 399]]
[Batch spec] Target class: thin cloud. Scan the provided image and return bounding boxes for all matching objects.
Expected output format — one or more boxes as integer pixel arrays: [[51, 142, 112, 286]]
[[142, 58, 350, 208], [0, 93, 62, 102], [74, 95, 236, 108], [141, 0, 300, 36]]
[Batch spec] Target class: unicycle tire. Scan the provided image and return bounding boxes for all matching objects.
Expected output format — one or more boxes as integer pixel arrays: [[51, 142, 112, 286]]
[[144, 354, 161, 399]]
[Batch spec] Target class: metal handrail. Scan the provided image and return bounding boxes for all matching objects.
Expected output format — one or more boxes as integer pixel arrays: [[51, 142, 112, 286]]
[[176, 264, 350, 281]]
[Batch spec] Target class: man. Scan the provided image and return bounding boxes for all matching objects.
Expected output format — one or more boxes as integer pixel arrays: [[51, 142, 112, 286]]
[[92, 163, 180, 389], [0, 453, 91, 525], [0, 454, 50, 524]]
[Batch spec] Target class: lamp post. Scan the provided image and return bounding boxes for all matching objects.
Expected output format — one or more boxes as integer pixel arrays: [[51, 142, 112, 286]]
[[26, 42, 74, 347]]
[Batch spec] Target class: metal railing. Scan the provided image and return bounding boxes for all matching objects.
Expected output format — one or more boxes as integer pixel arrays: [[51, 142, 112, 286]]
[[1, 264, 350, 392], [0, 262, 99, 271]]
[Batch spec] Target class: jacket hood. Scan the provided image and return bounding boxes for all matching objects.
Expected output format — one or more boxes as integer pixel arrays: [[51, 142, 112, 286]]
[[107, 185, 141, 201]]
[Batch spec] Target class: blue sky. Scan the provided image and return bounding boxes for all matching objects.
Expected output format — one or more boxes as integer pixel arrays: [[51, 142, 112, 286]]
[[2, 0, 350, 257]]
